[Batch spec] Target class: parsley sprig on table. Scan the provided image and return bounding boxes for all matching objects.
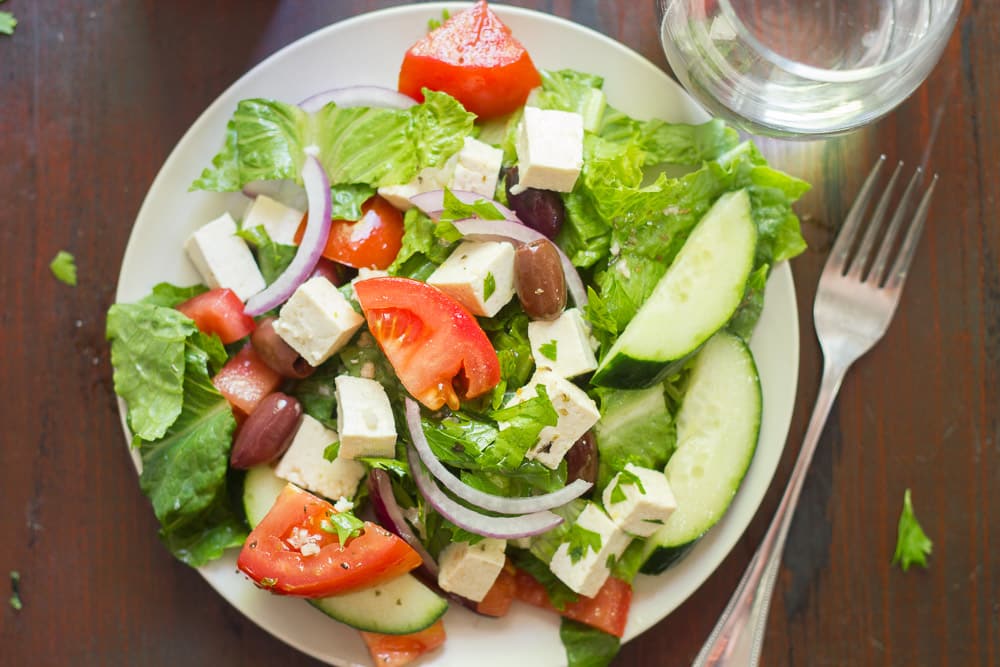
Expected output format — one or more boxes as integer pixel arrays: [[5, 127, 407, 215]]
[[892, 488, 933, 571]]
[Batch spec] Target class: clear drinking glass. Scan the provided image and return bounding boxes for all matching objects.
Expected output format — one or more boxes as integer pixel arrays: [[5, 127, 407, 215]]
[[659, 0, 961, 136]]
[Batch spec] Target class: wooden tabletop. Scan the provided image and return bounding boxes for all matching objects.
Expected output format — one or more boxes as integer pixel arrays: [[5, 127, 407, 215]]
[[1, 1, 996, 665]]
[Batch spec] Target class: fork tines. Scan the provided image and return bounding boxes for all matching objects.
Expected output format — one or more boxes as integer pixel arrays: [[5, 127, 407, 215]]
[[828, 155, 938, 289]]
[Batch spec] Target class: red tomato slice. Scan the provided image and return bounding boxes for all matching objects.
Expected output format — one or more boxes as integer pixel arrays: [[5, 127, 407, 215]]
[[295, 196, 404, 270], [175, 288, 255, 344], [476, 559, 517, 617], [398, 0, 542, 119], [212, 345, 283, 417], [360, 620, 446, 667], [354, 277, 501, 410], [514, 570, 633, 638], [237, 484, 423, 598]]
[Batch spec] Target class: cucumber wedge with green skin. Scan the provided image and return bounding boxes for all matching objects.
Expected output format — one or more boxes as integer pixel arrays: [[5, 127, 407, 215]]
[[592, 189, 757, 388], [639, 331, 761, 574], [242, 465, 448, 634]]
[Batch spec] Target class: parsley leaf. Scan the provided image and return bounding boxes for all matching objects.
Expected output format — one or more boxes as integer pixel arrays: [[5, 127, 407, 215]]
[[566, 523, 603, 564], [0, 11, 15, 36], [539, 339, 558, 362], [358, 457, 410, 478], [892, 488, 933, 571], [484, 272, 496, 301], [49, 251, 77, 286], [440, 187, 506, 221], [321, 509, 365, 545], [427, 8, 450, 31], [488, 384, 558, 467], [609, 468, 645, 504], [322, 441, 340, 462], [9, 570, 21, 611]]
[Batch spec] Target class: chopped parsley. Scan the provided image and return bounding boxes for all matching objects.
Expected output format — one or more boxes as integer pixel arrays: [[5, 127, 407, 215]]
[[9, 570, 21, 611], [609, 469, 645, 504], [892, 488, 933, 571], [358, 457, 409, 478], [566, 523, 602, 563], [539, 339, 558, 362], [49, 250, 77, 286], [321, 509, 365, 545], [322, 441, 340, 462], [427, 8, 450, 31], [440, 187, 505, 222], [0, 11, 15, 36], [484, 272, 496, 301]]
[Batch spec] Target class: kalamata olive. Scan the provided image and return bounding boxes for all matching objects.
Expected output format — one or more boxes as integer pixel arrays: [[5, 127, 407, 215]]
[[310, 257, 354, 287], [514, 239, 567, 320], [566, 431, 599, 485], [250, 317, 314, 379], [230, 392, 303, 469], [505, 166, 566, 239]]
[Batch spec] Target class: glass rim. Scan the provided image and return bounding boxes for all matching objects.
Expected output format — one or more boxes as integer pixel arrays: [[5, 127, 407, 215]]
[[716, 0, 961, 83]]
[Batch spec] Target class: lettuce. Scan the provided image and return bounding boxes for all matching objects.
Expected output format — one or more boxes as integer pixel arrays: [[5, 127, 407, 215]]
[[192, 90, 475, 192]]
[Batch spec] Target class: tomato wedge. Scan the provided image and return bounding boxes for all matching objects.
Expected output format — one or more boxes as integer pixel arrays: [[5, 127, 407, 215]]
[[514, 570, 633, 638], [212, 344, 283, 417], [237, 484, 422, 598], [398, 0, 542, 119], [295, 195, 404, 270], [354, 277, 501, 410], [176, 288, 255, 344], [476, 559, 517, 617], [360, 620, 446, 667]]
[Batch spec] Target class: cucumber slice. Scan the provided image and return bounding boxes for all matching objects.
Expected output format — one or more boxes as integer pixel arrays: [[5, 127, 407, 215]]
[[639, 331, 761, 574], [592, 189, 757, 388], [242, 465, 448, 634]]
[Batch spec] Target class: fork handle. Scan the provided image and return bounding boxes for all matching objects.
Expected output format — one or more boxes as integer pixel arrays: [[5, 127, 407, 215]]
[[692, 360, 848, 667]]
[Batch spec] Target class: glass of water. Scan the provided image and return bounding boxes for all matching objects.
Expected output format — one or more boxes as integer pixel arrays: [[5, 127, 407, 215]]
[[659, 0, 961, 136]]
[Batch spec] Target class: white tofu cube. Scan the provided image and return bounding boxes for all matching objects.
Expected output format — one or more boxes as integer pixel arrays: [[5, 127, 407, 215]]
[[274, 415, 366, 501], [450, 137, 504, 199], [549, 503, 630, 597], [377, 154, 458, 211], [183, 212, 266, 301], [602, 463, 678, 537], [504, 369, 600, 469], [528, 308, 598, 379], [242, 194, 304, 246], [426, 241, 516, 317], [334, 375, 397, 460], [511, 107, 583, 194], [437, 538, 507, 602], [273, 277, 365, 367]]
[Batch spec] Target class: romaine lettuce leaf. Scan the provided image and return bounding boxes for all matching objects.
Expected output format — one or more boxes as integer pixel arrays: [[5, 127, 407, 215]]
[[192, 90, 474, 192], [139, 282, 208, 308], [559, 619, 620, 667], [235, 225, 297, 285], [387, 207, 458, 280], [106, 303, 198, 440], [135, 339, 246, 566]]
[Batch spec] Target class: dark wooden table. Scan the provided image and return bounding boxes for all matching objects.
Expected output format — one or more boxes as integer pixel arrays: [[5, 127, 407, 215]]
[[2, 1, 996, 665]]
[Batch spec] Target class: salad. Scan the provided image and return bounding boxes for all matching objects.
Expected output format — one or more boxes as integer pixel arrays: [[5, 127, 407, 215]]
[[106, 2, 809, 666]]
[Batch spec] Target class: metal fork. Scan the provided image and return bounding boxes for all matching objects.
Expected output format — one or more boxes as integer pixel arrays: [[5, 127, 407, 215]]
[[692, 155, 938, 667]]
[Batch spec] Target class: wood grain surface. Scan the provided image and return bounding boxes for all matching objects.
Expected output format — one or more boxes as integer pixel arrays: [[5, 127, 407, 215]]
[[1, 1, 996, 665]]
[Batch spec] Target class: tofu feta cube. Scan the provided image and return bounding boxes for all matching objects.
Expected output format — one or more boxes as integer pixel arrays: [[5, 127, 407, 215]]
[[437, 538, 507, 602], [183, 212, 266, 301], [602, 463, 678, 537], [426, 241, 516, 317], [505, 369, 600, 469], [273, 277, 365, 366], [528, 308, 598, 379], [511, 107, 583, 194], [376, 154, 458, 211], [450, 137, 504, 199], [334, 375, 397, 460], [242, 194, 304, 246], [549, 503, 630, 597], [274, 415, 366, 501]]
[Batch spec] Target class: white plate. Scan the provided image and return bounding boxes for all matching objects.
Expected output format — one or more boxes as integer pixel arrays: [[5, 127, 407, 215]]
[[115, 3, 799, 666]]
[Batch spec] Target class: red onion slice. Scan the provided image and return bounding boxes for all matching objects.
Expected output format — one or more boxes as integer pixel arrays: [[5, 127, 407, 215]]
[[409, 189, 517, 222], [406, 447, 563, 540], [244, 156, 332, 316], [451, 218, 589, 307], [368, 469, 439, 577], [405, 398, 591, 515], [299, 85, 417, 113]]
